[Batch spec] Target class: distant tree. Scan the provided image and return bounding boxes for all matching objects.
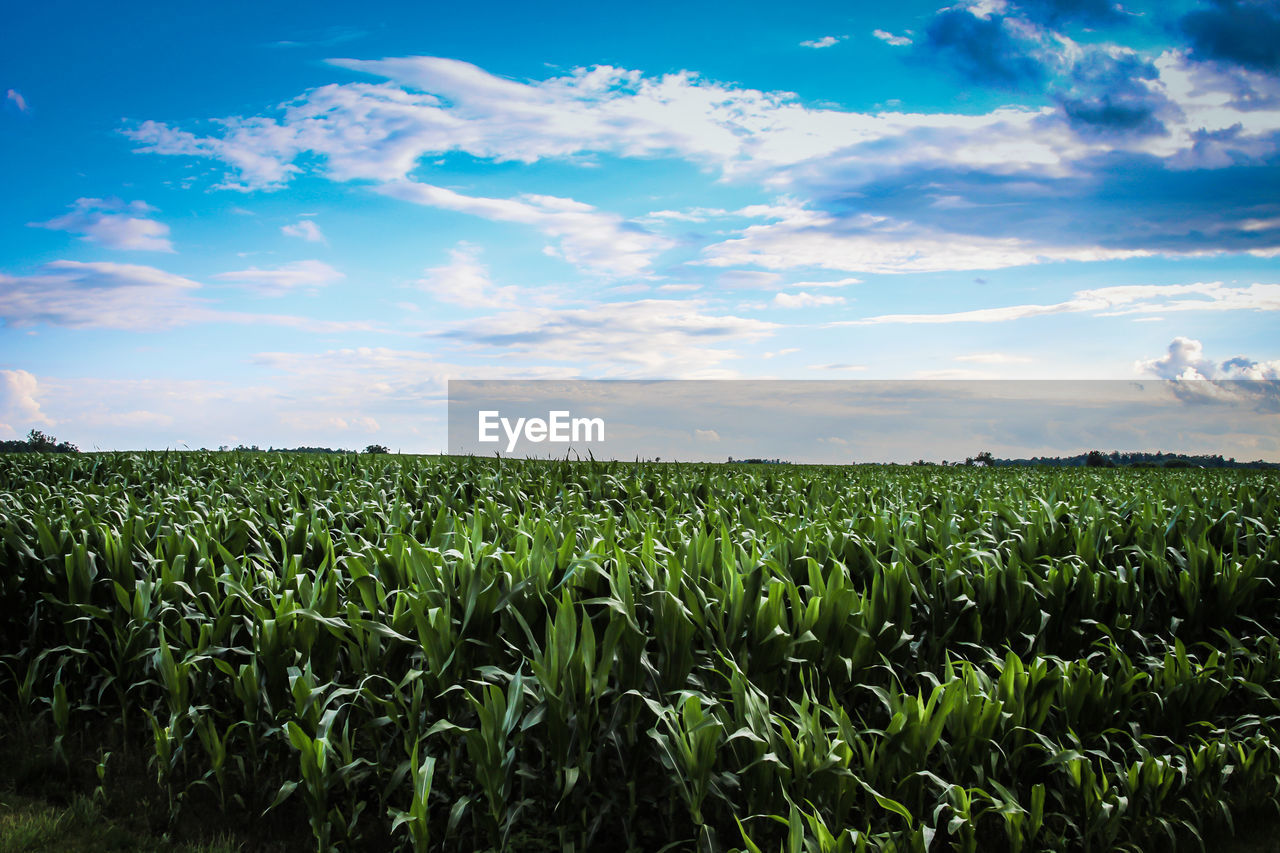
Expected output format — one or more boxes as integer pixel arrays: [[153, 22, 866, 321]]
[[363, 444, 391, 455], [974, 451, 994, 467], [0, 429, 79, 453], [1086, 450, 1114, 468]]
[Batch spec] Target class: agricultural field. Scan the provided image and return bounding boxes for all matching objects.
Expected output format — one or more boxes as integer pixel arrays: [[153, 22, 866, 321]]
[[1, 452, 1278, 852]]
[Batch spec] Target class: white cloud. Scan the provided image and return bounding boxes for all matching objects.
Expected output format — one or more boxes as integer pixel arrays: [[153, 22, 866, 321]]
[[763, 348, 800, 359], [1147, 51, 1280, 167], [642, 207, 730, 223], [415, 244, 519, 308], [32, 198, 174, 252], [773, 291, 846, 308], [700, 201, 1151, 273], [694, 428, 720, 441], [0, 370, 51, 435], [212, 260, 344, 295], [123, 55, 1077, 190], [281, 218, 327, 243], [801, 35, 845, 49], [6, 89, 28, 112], [0, 260, 369, 331], [121, 51, 1280, 199], [378, 180, 669, 278], [122, 52, 1280, 269], [838, 282, 1280, 325], [439, 299, 778, 377], [787, 276, 862, 289], [1137, 337, 1280, 381], [0, 261, 202, 329], [872, 29, 913, 47], [125, 118, 303, 191]]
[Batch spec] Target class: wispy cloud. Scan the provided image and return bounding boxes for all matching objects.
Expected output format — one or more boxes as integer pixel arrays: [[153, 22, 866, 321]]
[[269, 26, 367, 49], [0, 260, 366, 331], [700, 200, 1150, 274], [872, 29, 913, 47], [415, 244, 519, 308], [773, 291, 846, 309], [806, 363, 868, 372], [837, 282, 1280, 325], [32, 198, 173, 252], [378, 180, 669, 278], [212, 260, 344, 296], [6, 89, 28, 112], [439, 299, 777, 377], [787, 277, 862, 289], [124, 53, 1280, 264], [801, 35, 845, 49], [281, 218, 326, 243]]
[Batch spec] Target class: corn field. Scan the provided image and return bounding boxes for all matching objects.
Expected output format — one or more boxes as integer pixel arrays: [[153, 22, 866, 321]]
[[1, 452, 1279, 852]]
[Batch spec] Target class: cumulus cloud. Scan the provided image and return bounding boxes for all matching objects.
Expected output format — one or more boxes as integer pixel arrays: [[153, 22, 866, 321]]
[[32, 198, 174, 252], [0, 370, 51, 435], [1138, 336, 1280, 380], [1137, 336, 1280, 411], [281, 218, 326, 243], [438, 299, 777, 377], [378, 180, 669, 277], [212, 260, 344, 296], [0, 260, 368, 331], [415, 244, 519, 308]]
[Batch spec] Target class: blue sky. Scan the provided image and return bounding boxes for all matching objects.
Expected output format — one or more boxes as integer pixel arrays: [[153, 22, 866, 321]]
[[1, 0, 1278, 452]]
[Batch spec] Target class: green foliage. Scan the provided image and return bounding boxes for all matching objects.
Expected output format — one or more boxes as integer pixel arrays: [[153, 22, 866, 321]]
[[0, 429, 79, 454], [0, 453, 1278, 851]]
